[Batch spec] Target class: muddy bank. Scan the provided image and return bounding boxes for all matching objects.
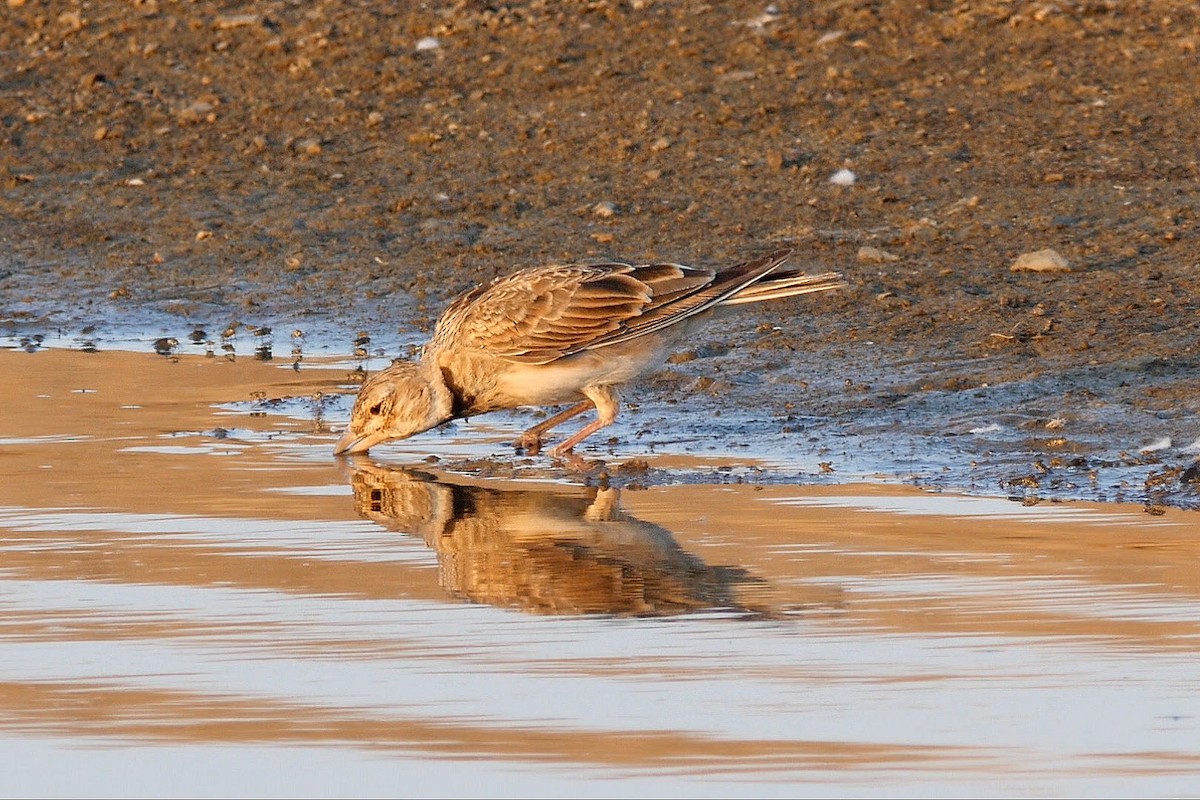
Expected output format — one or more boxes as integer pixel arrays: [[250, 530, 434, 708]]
[[2, 1, 1199, 505]]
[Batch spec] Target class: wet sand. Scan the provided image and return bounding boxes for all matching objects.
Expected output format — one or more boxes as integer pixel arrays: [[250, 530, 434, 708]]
[[1, 348, 1198, 796], [4, 1, 1200, 507]]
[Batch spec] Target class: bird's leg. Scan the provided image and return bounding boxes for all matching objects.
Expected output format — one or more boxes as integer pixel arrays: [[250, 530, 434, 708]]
[[551, 418, 609, 456], [516, 399, 593, 453], [551, 385, 619, 457]]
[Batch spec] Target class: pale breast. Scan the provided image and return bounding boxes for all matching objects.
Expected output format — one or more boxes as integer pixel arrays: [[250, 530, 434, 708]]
[[437, 310, 713, 414], [491, 335, 674, 408]]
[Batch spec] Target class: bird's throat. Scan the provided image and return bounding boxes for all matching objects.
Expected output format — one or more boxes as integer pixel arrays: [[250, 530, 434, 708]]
[[434, 364, 472, 420]]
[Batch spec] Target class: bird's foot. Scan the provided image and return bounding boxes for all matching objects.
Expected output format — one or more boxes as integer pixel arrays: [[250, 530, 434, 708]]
[[553, 450, 596, 473], [514, 432, 544, 455]]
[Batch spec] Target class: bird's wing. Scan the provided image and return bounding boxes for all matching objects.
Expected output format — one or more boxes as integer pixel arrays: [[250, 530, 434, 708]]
[[582, 250, 792, 350], [431, 251, 790, 365], [432, 264, 654, 364]]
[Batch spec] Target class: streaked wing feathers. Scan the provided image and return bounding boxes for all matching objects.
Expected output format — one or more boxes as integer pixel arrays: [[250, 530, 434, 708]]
[[431, 250, 794, 365], [432, 264, 647, 364], [579, 250, 791, 350]]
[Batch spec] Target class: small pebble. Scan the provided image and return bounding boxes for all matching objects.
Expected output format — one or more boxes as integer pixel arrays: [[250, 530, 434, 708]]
[[857, 246, 899, 263], [666, 350, 698, 364], [153, 337, 178, 355], [295, 138, 321, 155], [416, 36, 440, 51], [58, 10, 84, 31], [177, 101, 216, 124], [829, 168, 856, 186], [716, 70, 756, 83], [214, 13, 259, 30], [592, 200, 617, 218], [1010, 248, 1070, 273]]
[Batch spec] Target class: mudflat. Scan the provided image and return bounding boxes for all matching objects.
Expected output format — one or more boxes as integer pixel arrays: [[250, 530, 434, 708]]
[[2, 2, 1199, 505]]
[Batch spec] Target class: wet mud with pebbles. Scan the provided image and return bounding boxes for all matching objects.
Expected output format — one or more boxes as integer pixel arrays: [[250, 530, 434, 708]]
[[2, 1, 1199, 507]]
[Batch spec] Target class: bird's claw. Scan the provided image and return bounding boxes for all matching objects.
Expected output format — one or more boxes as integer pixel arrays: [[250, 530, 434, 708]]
[[552, 451, 594, 473], [514, 433, 544, 455]]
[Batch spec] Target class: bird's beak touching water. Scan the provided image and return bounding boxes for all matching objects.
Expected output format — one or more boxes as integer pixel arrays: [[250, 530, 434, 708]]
[[333, 427, 389, 456]]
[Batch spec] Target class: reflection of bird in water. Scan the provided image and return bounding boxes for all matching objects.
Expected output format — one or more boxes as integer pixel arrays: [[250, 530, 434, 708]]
[[348, 462, 776, 617], [333, 249, 845, 456]]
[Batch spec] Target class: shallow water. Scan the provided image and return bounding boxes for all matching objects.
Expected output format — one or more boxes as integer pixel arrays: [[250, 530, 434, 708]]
[[1, 348, 1198, 797]]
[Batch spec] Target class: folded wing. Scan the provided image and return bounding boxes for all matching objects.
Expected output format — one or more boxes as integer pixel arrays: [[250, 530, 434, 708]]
[[432, 250, 797, 365]]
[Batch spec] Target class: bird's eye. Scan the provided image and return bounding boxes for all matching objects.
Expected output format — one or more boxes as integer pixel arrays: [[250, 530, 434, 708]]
[[368, 403, 383, 415]]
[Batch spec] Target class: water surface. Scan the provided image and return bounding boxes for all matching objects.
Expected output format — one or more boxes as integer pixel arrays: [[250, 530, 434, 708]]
[[1, 349, 1197, 797]]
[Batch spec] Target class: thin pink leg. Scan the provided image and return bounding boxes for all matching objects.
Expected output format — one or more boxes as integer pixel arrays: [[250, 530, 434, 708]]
[[551, 417, 611, 456], [550, 385, 620, 456], [516, 400, 593, 452]]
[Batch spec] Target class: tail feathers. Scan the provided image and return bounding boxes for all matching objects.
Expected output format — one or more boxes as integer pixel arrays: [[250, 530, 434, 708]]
[[721, 271, 846, 305]]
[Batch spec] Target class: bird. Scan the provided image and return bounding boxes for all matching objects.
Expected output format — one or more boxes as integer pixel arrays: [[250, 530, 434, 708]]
[[333, 248, 845, 457]]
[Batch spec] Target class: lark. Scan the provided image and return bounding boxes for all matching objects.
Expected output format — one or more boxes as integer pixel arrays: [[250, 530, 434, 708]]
[[334, 249, 845, 457]]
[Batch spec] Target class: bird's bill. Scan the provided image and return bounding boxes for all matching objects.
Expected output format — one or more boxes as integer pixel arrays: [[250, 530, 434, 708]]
[[333, 428, 389, 456]]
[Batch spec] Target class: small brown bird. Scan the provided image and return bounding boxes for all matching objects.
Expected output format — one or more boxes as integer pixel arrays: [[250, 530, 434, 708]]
[[334, 249, 844, 457]]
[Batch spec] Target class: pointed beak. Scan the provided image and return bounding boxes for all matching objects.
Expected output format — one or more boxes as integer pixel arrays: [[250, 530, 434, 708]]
[[333, 428, 388, 456]]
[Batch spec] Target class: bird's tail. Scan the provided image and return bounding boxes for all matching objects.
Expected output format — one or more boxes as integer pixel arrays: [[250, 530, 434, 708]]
[[720, 269, 847, 305]]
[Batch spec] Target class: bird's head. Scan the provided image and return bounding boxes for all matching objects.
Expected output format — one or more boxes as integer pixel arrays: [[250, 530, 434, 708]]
[[334, 361, 451, 455]]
